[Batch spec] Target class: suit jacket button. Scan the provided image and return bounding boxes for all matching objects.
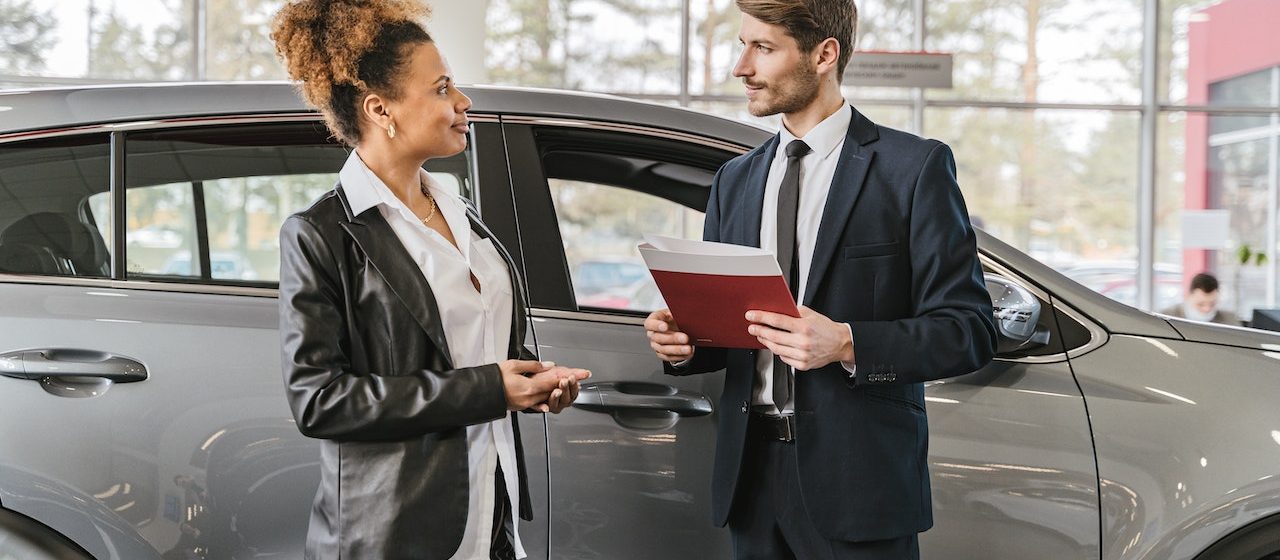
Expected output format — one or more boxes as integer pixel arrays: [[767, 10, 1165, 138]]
[[741, 401, 749, 413]]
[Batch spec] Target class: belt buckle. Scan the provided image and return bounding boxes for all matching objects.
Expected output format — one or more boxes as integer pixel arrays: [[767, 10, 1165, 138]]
[[774, 415, 795, 443]]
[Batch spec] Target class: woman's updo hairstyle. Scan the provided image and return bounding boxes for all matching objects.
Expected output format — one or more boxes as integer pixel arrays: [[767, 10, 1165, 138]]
[[271, 0, 433, 145]]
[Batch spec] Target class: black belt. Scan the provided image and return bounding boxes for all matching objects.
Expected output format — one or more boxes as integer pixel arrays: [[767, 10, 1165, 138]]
[[748, 413, 796, 443]]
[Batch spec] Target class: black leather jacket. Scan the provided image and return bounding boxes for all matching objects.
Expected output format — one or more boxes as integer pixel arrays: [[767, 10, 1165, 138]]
[[279, 185, 536, 559]]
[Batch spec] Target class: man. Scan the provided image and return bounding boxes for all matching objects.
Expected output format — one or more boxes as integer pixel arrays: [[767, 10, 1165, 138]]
[[643, 1, 997, 558], [1160, 272, 1242, 326]]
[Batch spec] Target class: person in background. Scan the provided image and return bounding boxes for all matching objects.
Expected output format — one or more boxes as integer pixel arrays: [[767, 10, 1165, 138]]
[[1160, 272, 1242, 326]]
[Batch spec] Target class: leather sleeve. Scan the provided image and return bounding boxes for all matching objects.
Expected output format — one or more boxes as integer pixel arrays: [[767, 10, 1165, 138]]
[[278, 215, 508, 441], [847, 143, 997, 385]]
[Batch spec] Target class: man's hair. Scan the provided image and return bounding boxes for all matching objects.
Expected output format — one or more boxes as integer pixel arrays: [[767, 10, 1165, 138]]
[[1190, 272, 1219, 293], [736, 0, 858, 81]]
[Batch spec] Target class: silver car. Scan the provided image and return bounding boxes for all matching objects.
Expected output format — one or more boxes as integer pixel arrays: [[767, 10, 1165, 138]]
[[1, 83, 1279, 560]]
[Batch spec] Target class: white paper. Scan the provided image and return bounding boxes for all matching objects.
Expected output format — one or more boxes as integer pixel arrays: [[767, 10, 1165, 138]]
[[639, 235, 782, 276]]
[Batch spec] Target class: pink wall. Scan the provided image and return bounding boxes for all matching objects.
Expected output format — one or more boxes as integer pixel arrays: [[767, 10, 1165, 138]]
[[1183, 0, 1280, 278]]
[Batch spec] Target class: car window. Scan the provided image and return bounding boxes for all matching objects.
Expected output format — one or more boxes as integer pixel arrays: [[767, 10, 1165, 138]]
[[550, 178, 702, 311], [0, 134, 112, 278], [533, 126, 727, 314], [100, 182, 201, 278], [111, 122, 474, 285]]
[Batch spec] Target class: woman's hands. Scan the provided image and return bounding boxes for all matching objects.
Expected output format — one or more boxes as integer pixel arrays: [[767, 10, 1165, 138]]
[[500, 360, 591, 413]]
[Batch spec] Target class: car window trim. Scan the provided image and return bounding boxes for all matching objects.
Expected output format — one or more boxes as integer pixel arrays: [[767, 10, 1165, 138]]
[[109, 131, 126, 279], [501, 115, 754, 154], [0, 273, 277, 297], [0, 113, 503, 145]]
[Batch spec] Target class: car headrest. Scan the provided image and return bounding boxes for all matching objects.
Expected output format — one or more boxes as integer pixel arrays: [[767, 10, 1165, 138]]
[[0, 243, 74, 275], [0, 213, 110, 277]]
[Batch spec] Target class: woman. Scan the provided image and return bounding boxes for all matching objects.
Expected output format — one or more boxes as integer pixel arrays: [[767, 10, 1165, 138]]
[[272, 1, 589, 559]]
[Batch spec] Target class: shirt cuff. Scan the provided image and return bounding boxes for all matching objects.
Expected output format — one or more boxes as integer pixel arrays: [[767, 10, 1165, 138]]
[[672, 348, 696, 369], [840, 323, 857, 375]]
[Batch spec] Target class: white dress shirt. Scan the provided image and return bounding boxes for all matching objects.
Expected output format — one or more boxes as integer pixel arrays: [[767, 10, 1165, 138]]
[[339, 151, 526, 560], [754, 104, 858, 415]]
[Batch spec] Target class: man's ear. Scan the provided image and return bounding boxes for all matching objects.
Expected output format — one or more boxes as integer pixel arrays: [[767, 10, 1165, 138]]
[[813, 37, 841, 79], [361, 93, 393, 130]]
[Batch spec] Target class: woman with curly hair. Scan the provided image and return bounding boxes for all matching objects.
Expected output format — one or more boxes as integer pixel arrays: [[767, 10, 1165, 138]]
[[272, 1, 589, 558]]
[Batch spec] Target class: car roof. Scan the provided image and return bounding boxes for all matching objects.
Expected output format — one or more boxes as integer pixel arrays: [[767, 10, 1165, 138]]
[[0, 82, 770, 147]]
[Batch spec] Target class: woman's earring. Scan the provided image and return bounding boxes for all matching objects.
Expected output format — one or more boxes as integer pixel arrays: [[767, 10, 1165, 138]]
[[387, 122, 396, 139]]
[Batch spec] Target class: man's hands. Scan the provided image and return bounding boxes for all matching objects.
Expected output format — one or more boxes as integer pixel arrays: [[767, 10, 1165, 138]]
[[645, 308, 694, 363], [645, 306, 854, 372], [500, 360, 591, 413], [747, 305, 854, 371]]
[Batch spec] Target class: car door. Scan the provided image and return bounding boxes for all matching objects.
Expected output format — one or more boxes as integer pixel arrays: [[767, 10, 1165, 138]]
[[0, 115, 552, 559], [919, 255, 1103, 559], [499, 119, 737, 559]]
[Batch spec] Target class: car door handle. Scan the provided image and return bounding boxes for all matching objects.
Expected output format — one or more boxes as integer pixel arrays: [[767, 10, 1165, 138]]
[[0, 349, 148, 383], [573, 382, 713, 417]]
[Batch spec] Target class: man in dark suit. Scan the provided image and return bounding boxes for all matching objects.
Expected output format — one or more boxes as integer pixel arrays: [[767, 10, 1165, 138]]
[[644, 1, 997, 558]]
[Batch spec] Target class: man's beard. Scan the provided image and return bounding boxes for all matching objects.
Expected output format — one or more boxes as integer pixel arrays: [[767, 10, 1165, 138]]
[[747, 60, 821, 117]]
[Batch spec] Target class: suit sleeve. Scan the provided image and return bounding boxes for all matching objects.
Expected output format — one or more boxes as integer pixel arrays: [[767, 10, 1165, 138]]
[[665, 166, 728, 376], [847, 143, 997, 385], [278, 215, 508, 441]]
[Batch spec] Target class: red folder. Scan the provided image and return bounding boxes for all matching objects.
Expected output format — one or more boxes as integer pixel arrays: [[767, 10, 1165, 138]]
[[639, 235, 800, 349]]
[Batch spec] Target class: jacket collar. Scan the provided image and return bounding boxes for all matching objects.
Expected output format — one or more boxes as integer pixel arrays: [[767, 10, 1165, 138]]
[[334, 183, 530, 366], [740, 105, 879, 306]]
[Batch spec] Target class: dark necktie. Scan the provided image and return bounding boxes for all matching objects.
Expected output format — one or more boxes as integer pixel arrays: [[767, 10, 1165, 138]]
[[773, 139, 811, 414]]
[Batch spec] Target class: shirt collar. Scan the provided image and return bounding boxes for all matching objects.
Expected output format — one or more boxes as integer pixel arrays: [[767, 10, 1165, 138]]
[[337, 150, 475, 261], [338, 149, 447, 218], [776, 103, 852, 161]]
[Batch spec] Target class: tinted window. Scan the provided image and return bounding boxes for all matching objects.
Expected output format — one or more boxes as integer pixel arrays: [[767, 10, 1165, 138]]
[[122, 122, 474, 285], [550, 179, 703, 311], [0, 134, 112, 278], [535, 127, 726, 313]]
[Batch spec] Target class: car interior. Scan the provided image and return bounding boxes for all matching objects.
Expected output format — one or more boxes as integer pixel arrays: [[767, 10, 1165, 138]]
[[0, 134, 111, 278]]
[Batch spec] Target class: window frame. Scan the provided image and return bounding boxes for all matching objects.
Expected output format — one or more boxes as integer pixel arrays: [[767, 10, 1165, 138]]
[[0, 131, 113, 280]]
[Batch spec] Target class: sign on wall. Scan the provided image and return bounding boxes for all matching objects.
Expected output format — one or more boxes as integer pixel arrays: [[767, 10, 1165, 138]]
[[1181, 209, 1231, 250], [844, 51, 954, 89]]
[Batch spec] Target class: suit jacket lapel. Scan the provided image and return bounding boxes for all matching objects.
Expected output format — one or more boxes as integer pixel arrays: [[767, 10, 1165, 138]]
[[336, 186, 455, 368], [802, 108, 878, 307], [740, 135, 778, 248]]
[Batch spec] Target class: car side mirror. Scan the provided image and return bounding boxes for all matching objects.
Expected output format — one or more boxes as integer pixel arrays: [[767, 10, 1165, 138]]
[[984, 273, 1051, 354]]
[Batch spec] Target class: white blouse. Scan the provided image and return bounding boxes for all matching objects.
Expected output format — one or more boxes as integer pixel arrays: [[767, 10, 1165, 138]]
[[339, 151, 525, 560]]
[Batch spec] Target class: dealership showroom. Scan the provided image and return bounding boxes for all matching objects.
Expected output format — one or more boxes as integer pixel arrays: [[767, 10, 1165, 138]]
[[2, 0, 1280, 559]]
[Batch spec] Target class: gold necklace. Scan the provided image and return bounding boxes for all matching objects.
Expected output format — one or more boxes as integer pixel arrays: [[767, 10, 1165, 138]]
[[418, 183, 437, 226]]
